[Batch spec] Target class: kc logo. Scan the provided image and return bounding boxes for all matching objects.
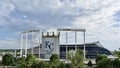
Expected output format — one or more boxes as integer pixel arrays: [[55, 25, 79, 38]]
[[45, 41, 54, 53]]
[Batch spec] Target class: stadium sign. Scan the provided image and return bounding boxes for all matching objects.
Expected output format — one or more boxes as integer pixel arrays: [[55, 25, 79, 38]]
[[42, 32, 59, 59]]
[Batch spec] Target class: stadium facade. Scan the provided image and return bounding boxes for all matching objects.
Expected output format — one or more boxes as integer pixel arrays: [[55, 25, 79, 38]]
[[26, 32, 111, 59], [26, 41, 111, 59], [0, 28, 112, 59]]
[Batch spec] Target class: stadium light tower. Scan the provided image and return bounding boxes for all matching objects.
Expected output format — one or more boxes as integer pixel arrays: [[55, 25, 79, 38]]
[[20, 29, 40, 58], [57, 28, 86, 59], [20, 34, 23, 57]]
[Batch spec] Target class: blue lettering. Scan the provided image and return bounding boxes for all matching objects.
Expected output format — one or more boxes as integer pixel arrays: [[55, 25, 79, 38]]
[[45, 41, 54, 53]]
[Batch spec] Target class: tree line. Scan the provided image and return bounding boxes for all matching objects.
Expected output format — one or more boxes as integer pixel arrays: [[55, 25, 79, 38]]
[[1, 49, 85, 68], [1, 50, 120, 68]]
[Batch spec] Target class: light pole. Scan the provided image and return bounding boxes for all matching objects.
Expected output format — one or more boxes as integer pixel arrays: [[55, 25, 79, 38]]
[[21, 29, 40, 58], [66, 31, 68, 58], [25, 33, 28, 58], [31, 32, 34, 54], [83, 31, 86, 59], [38, 30, 41, 59], [20, 34, 23, 57], [75, 31, 77, 51]]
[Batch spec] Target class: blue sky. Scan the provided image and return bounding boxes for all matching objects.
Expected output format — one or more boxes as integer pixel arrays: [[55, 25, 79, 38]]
[[0, 0, 120, 51]]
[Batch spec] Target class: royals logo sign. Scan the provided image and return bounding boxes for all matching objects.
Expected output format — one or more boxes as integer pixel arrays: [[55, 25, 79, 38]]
[[42, 32, 59, 59], [45, 41, 54, 54]]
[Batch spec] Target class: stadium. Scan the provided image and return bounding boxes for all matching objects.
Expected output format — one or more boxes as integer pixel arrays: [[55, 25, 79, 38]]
[[0, 28, 112, 60], [21, 28, 112, 59]]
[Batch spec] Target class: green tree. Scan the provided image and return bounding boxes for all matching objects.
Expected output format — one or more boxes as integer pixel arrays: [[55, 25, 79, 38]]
[[114, 50, 120, 58], [30, 61, 39, 68], [50, 54, 60, 68], [58, 62, 66, 68], [38, 61, 47, 68], [26, 54, 36, 68], [65, 63, 72, 68], [111, 58, 120, 68], [96, 54, 107, 64], [15, 58, 27, 68], [15, 54, 36, 68], [16, 58, 26, 64], [67, 49, 85, 68], [31, 60, 47, 68], [95, 58, 112, 68], [96, 58, 120, 68], [2, 54, 15, 65], [15, 64, 27, 68]]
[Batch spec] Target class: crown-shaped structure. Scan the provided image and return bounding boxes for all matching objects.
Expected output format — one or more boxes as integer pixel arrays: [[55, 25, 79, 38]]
[[42, 32, 60, 37]]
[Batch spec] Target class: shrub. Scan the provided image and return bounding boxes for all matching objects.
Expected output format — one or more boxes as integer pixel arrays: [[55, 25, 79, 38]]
[[96, 54, 107, 64], [2, 54, 15, 65], [50, 54, 60, 68]]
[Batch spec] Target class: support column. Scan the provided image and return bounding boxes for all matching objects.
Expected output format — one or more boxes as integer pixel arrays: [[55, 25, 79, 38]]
[[75, 31, 77, 51], [39, 30, 41, 58], [57, 31, 60, 58], [66, 31, 68, 59], [20, 34, 23, 57], [83, 32, 86, 59], [31, 32, 34, 54], [25, 33, 28, 58]]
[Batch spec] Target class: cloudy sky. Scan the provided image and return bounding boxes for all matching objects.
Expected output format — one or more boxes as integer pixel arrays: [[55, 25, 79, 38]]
[[0, 0, 120, 51]]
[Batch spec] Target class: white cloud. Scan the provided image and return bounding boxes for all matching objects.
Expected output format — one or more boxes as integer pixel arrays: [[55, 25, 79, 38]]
[[0, 0, 15, 18], [0, 0, 15, 27], [71, 0, 120, 30], [0, 0, 120, 50], [70, 0, 120, 50], [11, 0, 62, 14]]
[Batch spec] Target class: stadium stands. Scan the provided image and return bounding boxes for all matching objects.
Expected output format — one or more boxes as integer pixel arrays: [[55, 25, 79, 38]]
[[60, 41, 111, 59]]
